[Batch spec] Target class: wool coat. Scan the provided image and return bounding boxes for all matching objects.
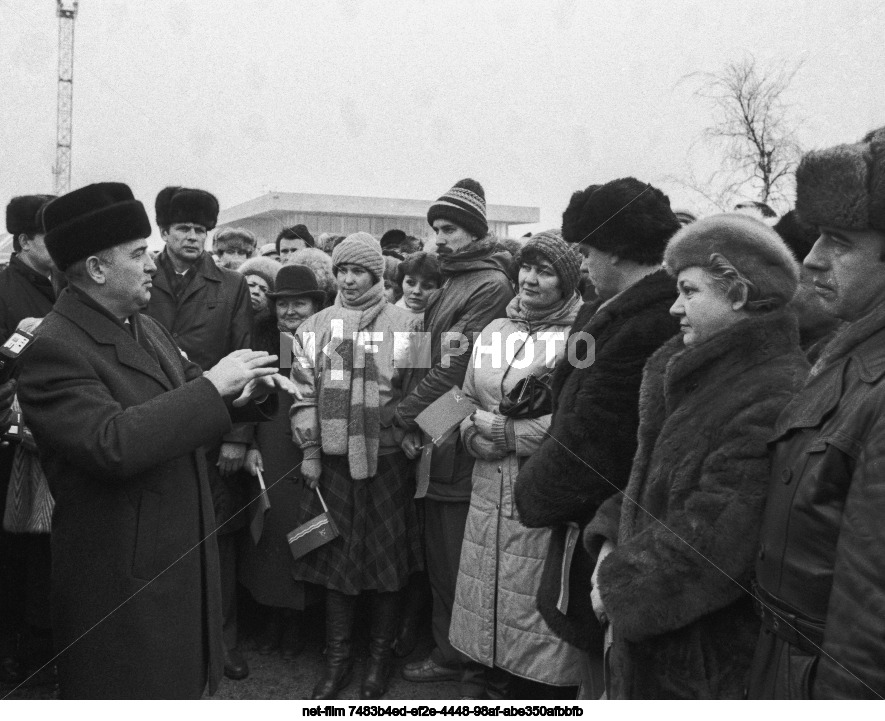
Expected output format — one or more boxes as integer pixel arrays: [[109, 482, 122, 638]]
[[17, 287, 274, 699], [449, 295, 584, 686], [146, 249, 254, 530], [0, 254, 55, 342], [394, 237, 515, 501], [750, 301, 885, 699], [586, 310, 808, 699], [513, 269, 680, 649]]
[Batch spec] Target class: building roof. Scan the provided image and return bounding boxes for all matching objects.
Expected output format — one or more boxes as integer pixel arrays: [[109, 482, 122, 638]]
[[219, 191, 539, 226]]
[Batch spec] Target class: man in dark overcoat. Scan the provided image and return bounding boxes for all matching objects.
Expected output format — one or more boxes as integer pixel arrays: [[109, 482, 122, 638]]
[[0, 194, 56, 684], [144, 186, 254, 679], [749, 126, 885, 699], [17, 182, 281, 699]]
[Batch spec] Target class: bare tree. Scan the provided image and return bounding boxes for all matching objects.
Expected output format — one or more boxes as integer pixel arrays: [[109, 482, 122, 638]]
[[674, 56, 804, 214]]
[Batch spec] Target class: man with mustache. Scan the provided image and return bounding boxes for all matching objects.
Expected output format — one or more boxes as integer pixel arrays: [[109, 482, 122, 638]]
[[394, 178, 514, 692], [749, 126, 885, 699], [145, 186, 255, 681]]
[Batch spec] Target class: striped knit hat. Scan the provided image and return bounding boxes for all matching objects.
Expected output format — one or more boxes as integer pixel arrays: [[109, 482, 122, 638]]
[[519, 230, 582, 299], [427, 178, 488, 239], [331, 232, 385, 281]]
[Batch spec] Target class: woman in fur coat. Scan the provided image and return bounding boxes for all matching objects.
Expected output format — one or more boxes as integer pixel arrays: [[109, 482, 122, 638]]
[[585, 215, 809, 699]]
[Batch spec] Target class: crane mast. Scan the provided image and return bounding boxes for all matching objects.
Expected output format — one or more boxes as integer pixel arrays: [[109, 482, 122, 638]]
[[54, 0, 78, 195]]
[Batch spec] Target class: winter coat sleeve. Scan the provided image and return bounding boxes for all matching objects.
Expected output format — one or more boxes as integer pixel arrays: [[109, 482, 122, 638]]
[[813, 411, 885, 699], [18, 333, 232, 482], [394, 276, 512, 431], [515, 311, 676, 529], [288, 327, 321, 448], [221, 274, 255, 445], [583, 494, 623, 557], [596, 401, 781, 643]]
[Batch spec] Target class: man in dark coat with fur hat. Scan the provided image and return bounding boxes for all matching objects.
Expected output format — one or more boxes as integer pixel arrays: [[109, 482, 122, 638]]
[[0, 193, 57, 684], [16, 182, 282, 699], [145, 186, 255, 680], [749, 126, 885, 700], [514, 178, 682, 697]]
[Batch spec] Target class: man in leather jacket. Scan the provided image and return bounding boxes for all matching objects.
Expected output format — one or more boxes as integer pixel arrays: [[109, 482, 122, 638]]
[[749, 126, 885, 699]]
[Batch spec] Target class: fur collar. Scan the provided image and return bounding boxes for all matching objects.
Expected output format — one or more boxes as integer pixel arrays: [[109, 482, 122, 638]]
[[646, 309, 800, 409], [579, 268, 675, 333]]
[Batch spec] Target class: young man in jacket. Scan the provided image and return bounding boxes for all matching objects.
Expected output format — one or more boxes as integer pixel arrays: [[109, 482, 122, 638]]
[[144, 186, 254, 680], [514, 178, 682, 698], [749, 126, 885, 700], [16, 182, 281, 698], [394, 179, 514, 688]]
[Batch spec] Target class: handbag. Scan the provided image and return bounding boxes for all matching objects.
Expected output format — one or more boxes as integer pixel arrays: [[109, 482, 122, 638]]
[[286, 487, 339, 561], [3, 443, 54, 534], [498, 371, 554, 419]]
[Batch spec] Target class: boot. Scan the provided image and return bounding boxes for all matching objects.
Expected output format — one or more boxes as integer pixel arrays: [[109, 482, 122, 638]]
[[360, 591, 401, 700], [393, 573, 429, 658], [311, 590, 356, 700]]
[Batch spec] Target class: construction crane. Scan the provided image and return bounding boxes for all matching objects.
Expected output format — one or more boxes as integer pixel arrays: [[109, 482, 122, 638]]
[[53, 0, 79, 195]]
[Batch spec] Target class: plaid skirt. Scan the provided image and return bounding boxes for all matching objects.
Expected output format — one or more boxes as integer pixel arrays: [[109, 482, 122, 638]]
[[290, 451, 423, 595]]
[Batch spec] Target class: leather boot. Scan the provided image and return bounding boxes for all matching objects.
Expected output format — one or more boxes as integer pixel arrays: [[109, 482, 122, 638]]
[[311, 590, 356, 700], [360, 591, 401, 700]]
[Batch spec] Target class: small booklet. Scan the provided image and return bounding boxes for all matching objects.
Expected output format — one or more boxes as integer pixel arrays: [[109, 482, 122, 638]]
[[415, 386, 477, 446]]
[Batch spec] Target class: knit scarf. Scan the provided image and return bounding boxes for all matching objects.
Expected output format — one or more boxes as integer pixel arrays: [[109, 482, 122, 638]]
[[318, 279, 387, 480]]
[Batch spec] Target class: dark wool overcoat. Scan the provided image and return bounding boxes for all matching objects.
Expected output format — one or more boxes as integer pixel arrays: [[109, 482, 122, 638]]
[[586, 310, 808, 699], [0, 254, 56, 341], [751, 301, 885, 699], [17, 287, 273, 699], [513, 269, 679, 649], [146, 249, 254, 529]]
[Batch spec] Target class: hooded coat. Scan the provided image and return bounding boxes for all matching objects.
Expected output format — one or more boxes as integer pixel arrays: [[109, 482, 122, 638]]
[[449, 294, 584, 686], [586, 310, 807, 699], [513, 269, 680, 649], [394, 237, 515, 501]]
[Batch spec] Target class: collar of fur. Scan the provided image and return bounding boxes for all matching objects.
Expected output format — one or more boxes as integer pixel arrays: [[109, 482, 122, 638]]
[[647, 309, 800, 398], [810, 299, 885, 377], [585, 268, 674, 327]]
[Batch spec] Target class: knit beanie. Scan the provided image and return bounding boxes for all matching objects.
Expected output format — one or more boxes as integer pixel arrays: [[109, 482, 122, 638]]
[[237, 255, 281, 291], [796, 125, 885, 233], [331, 232, 385, 281], [519, 230, 582, 299], [427, 178, 488, 239], [664, 213, 800, 309], [561, 178, 680, 265]]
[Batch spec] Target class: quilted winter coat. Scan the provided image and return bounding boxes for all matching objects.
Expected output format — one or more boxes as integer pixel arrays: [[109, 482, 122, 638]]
[[449, 294, 584, 685]]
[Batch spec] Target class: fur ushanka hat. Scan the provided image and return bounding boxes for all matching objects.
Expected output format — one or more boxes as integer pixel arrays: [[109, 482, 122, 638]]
[[796, 125, 885, 233], [561, 177, 681, 265], [664, 213, 800, 309], [155, 186, 219, 230], [237, 255, 281, 291], [6, 194, 56, 251]]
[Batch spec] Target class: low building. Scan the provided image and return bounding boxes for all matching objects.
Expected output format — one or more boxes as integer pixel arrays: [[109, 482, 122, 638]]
[[216, 191, 539, 244]]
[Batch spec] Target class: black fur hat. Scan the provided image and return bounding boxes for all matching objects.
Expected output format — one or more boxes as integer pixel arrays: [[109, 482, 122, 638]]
[[774, 210, 819, 261], [43, 182, 152, 271], [6, 194, 56, 250], [155, 186, 219, 230], [561, 178, 680, 265], [379, 228, 407, 250]]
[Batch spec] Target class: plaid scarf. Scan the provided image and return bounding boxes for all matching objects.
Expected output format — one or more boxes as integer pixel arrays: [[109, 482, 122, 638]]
[[319, 279, 387, 479]]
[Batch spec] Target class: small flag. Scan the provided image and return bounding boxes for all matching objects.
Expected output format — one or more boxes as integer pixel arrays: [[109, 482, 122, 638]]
[[250, 468, 272, 545], [287, 487, 339, 561], [415, 386, 477, 446]]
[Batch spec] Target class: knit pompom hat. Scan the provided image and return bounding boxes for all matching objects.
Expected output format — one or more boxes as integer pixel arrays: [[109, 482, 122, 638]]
[[664, 213, 800, 309], [237, 255, 281, 291], [519, 230, 582, 299], [561, 178, 680, 265], [796, 125, 885, 233], [331, 232, 385, 281], [427, 178, 488, 239]]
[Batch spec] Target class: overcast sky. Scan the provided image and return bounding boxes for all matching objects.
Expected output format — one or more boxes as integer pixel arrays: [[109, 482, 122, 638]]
[[2, 0, 884, 238]]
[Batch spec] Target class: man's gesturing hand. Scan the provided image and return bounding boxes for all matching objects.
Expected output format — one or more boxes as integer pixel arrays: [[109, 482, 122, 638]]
[[204, 349, 279, 399]]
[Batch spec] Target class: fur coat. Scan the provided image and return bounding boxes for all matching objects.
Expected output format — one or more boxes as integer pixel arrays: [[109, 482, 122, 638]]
[[513, 269, 679, 649], [585, 310, 808, 699]]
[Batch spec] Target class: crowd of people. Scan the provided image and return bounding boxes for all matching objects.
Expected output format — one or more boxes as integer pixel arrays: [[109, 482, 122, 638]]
[[0, 123, 884, 701]]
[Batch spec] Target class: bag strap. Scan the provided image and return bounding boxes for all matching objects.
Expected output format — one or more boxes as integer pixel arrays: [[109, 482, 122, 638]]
[[316, 486, 330, 514]]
